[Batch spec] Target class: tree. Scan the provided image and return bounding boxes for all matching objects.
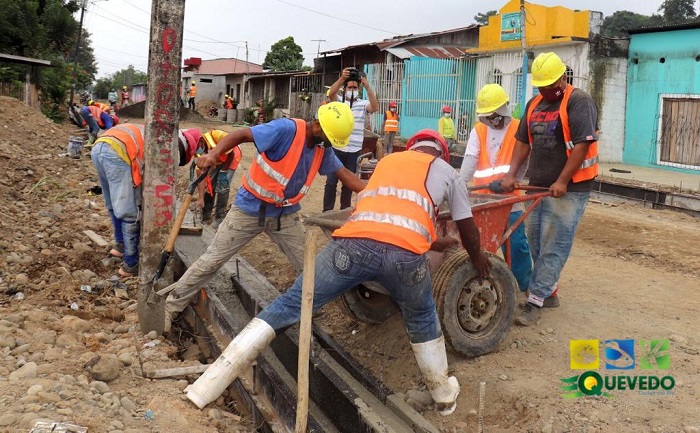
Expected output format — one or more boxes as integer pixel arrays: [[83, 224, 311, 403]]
[[474, 10, 497, 26], [658, 0, 698, 24], [263, 36, 304, 72], [93, 65, 148, 99], [600, 11, 660, 37]]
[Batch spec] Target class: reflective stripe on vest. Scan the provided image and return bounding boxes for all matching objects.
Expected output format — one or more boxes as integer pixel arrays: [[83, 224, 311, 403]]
[[333, 151, 437, 254], [96, 124, 145, 187], [526, 85, 599, 183], [472, 120, 521, 196], [241, 119, 324, 207], [88, 105, 105, 128], [384, 111, 398, 132]]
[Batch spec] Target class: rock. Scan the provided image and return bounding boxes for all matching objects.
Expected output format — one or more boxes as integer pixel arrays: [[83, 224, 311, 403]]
[[405, 389, 433, 406], [33, 330, 57, 345], [670, 334, 688, 346], [146, 330, 158, 340], [0, 413, 18, 427], [86, 354, 121, 382], [73, 242, 94, 254], [56, 408, 73, 416], [9, 362, 37, 382], [94, 332, 111, 343], [27, 384, 44, 395], [499, 374, 508, 381], [11, 343, 31, 355], [207, 408, 222, 420], [61, 315, 91, 333], [467, 409, 478, 416], [56, 333, 82, 348], [117, 352, 133, 366], [3, 313, 24, 325], [37, 391, 61, 403], [684, 427, 700, 433], [176, 380, 189, 391], [114, 324, 130, 334], [120, 396, 136, 412], [15, 273, 29, 285], [90, 380, 110, 394], [0, 336, 17, 349]]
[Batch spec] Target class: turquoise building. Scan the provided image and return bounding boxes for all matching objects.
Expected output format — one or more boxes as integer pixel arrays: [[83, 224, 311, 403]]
[[625, 23, 700, 172]]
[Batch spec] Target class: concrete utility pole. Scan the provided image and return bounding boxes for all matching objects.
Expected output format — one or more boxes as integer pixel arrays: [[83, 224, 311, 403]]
[[68, 0, 86, 107], [137, 0, 186, 333], [519, 0, 529, 112]]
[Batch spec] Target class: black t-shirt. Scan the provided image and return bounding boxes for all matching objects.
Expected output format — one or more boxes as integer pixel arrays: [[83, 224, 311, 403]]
[[515, 88, 599, 192]]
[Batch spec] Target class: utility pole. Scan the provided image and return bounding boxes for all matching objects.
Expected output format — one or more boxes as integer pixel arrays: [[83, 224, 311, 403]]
[[519, 0, 529, 113], [311, 39, 326, 58], [245, 41, 249, 107], [68, 0, 86, 107], [137, 0, 186, 333]]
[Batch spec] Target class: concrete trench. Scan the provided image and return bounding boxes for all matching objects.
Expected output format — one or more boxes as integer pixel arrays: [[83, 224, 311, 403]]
[[171, 228, 440, 433]]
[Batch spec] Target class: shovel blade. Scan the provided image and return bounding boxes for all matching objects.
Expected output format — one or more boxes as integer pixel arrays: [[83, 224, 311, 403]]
[[137, 283, 166, 335]]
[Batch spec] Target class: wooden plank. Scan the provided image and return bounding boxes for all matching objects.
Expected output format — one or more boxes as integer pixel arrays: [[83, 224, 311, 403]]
[[178, 226, 202, 236], [83, 229, 109, 247]]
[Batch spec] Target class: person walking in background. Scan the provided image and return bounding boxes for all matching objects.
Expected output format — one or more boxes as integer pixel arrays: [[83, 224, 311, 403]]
[[223, 94, 234, 110], [438, 105, 456, 152], [501, 52, 600, 326], [188, 82, 197, 111], [460, 83, 532, 294], [107, 89, 118, 108], [120, 86, 129, 107], [325, 67, 379, 211], [381, 101, 399, 155]]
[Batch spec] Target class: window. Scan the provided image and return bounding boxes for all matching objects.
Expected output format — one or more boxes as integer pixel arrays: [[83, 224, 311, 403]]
[[199, 78, 213, 83], [492, 68, 503, 86], [565, 66, 574, 85], [512, 67, 523, 103]]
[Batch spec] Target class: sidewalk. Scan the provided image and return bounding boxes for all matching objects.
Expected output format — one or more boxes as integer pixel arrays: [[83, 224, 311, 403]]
[[598, 163, 700, 194]]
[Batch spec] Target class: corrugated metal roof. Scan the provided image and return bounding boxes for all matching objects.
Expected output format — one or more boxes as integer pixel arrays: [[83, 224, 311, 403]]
[[0, 53, 52, 67], [320, 25, 479, 54], [185, 58, 263, 75], [627, 21, 700, 35], [385, 45, 466, 59]]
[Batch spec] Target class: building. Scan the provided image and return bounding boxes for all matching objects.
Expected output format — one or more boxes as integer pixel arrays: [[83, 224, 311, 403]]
[[182, 57, 263, 109], [465, 0, 628, 163], [0, 53, 52, 108], [624, 22, 700, 173]]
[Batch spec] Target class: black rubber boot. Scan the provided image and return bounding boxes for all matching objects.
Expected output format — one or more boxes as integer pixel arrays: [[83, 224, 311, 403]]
[[201, 193, 214, 224], [212, 190, 229, 230]]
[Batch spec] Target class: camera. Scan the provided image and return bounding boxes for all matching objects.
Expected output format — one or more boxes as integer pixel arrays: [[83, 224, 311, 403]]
[[346, 67, 364, 84]]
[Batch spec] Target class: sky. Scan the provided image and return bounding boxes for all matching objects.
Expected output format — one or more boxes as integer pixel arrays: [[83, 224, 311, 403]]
[[82, 0, 662, 79]]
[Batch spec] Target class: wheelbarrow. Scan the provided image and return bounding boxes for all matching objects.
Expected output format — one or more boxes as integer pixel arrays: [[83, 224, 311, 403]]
[[303, 186, 550, 357]]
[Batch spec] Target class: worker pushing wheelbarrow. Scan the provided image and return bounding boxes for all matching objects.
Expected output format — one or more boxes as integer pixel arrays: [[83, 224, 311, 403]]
[[305, 135, 550, 358]]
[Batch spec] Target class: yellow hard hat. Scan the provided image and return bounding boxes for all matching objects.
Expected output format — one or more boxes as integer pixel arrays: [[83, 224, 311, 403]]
[[203, 129, 229, 149], [317, 102, 354, 149], [531, 52, 567, 87], [325, 89, 331, 97], [476, 84, 509, 115], [122, 86, 127, 90], [225, 94, 230, 98]]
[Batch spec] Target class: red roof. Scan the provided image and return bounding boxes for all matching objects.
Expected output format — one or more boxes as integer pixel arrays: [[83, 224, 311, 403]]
[[185, 58, 263, 75]]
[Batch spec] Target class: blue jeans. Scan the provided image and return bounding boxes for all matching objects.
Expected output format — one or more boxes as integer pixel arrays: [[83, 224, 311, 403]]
[[323, 148, 361, 211], [526, 192, 590, 301], [92, 142, 142, 267], [503, 210, 532, 292], [80, 107, 100, 135], [258, 238, 443, 344]]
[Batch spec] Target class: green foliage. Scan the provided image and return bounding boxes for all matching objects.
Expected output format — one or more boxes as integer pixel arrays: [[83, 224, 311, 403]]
[[474, 10, 497, 26], [600, 11, 660, 37], [0, 0, 97, 121], [262, 36, 304, 72], [93, 65, 148, 99], [658, 0, 698, 23]]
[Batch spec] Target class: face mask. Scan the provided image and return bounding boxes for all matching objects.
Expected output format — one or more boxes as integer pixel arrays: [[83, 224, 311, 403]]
[[443, 113, 451, 118], [390, 108, 396, 112], [345, 90, 356, 100], [310, 135, 331, 148], [539, 84, 564, 103], [485, 115, 503, 128]]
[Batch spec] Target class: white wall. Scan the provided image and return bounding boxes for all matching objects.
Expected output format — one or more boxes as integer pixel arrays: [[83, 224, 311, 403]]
[[595, 58, 627, 163]]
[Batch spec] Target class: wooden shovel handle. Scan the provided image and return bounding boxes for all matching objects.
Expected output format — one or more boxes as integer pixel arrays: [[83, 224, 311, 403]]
[[164, 193, 194, 253]]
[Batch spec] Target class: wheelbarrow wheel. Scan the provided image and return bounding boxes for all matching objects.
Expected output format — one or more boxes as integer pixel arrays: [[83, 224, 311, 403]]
[[432, 251, 517, 357], [334, 283, 399, 325]]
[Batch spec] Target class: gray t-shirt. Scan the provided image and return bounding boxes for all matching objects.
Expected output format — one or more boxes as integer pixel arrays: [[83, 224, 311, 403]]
[[515, 88, 598, 192], [426, 156, 472, 220]]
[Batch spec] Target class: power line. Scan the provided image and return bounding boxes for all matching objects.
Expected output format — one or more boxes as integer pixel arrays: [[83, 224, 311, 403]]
[[275, 0, 399, 35]]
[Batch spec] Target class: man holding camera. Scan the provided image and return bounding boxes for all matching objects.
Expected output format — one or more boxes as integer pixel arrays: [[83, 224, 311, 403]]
[[324, 67, 379, 211]]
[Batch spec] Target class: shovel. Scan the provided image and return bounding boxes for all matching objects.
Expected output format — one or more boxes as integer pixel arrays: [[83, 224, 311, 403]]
[[137, 165, 220, 333]]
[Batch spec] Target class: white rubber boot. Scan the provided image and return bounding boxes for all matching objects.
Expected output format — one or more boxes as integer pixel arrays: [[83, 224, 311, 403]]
[[186, 318, 276, 409], [411, 335, 460, 416]]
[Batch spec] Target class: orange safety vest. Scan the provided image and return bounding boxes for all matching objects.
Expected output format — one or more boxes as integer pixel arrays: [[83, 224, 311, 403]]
[[100, 124, 145, 187], [93, 102, 110, 112], [333, 151, 437, 255], [384, 111, 398, 132], [189, 86, 197, 97], [88, 105, 105, 128], [224, 98, 233, 109], [526, 84, 599, 183], [241, 119, 324, 207], [472, 120, 521, 195]]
